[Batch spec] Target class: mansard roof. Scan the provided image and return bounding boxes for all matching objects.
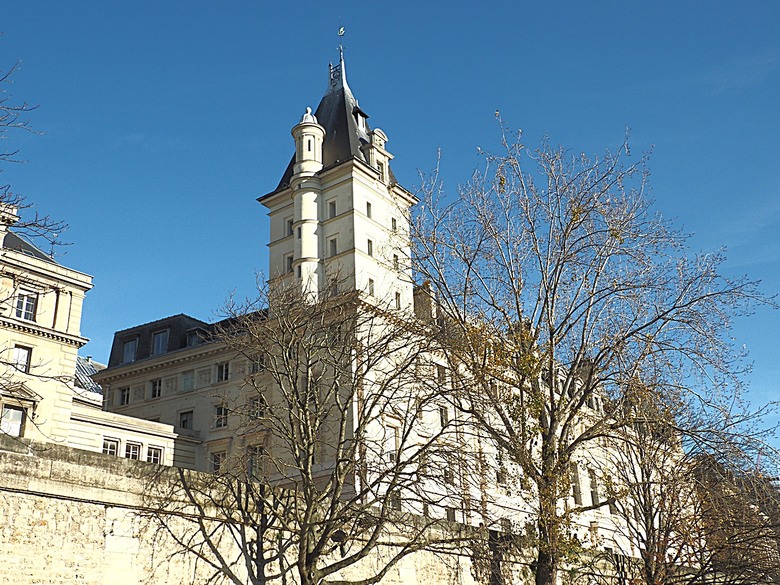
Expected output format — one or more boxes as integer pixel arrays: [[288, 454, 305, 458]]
[[2, 231, 57, 264], [272, 53, 393, 193]]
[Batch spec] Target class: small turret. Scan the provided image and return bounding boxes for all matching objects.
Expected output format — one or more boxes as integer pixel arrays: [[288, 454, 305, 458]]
[[291, 107, 325, 177]]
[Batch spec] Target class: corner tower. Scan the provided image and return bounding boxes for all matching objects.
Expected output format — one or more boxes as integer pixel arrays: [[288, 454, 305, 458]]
[[259, 52, 416, 309]]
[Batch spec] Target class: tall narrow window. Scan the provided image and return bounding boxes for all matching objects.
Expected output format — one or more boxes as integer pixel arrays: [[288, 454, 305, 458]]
[[247, 445, 266, 478], [151, 330, 169, 356], [377, 162, 386, 183], [119, 387, 130, 406], [211, 451, 226, 473], [328, 200, 337, 219], [589, 469, 600, 506], [179, 410, 194, 429], [571, 464, 583, 505], [395, 291, 401, 310], [286, 255, 294, 274], [367, 278, 375, 297], [122, 339, 137, 364], [439, 405, 449, 427], [329, 238, 338, 257], [181, 371, 194, 392], [12, 346, 31, 374], [367, 239, 374, 257], [286, 219, 294, 237], [391, 217, 397, 231], [149, 378, 162, 399], [393, 254, 399, 271], [366, 201, 372, 218], [15, 291, 37, 321], [385, 426, 400, 463], [216, 362, 230, 382]]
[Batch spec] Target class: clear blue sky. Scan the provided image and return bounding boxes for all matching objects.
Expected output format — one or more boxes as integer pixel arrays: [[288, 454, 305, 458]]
[[2, 3, 779, 412]]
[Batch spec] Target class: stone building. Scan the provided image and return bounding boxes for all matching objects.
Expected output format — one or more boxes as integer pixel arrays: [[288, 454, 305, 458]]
[[0, 204, 181, 464]]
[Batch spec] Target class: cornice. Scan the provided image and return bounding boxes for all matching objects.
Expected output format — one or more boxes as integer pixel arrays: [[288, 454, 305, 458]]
[[0, 316, 88, 347]]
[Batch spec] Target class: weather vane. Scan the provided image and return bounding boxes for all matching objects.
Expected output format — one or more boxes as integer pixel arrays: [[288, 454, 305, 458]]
[[338, 26, 345, 59]]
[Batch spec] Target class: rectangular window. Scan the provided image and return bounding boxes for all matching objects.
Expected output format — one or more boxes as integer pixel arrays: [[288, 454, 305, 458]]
[[101, 438, 119, 456], [286, 218, 293, 237], [377, 162, 385, 183], [125, 443, 141, 460], [214, 404, 229, 428], [186, 330, 201, 347], [211, 451, 226, 473], [391, 217, 397, 232], [296, 265, 302, 278], [446, 507, 456, 522], [12, 346, 31, 374], [216, 362, 230, 382], [329, 238, 338, 257], [146, 446, 163, 464], [286, 255, 294, 274], [151, 330, 169, 356], [395, 291, 401, 310], [249, 354, 265, 375], [385, 426, 400, 463], [367, 239, 373, 257], [247, 445, 266, 478], [589, 469, 600, 506], [149, 378, 162, 399], [366, 201, 372, 218], [181, 370, 194, 392], [437, 365, 447, 384], [367, 278, 375, 297], [248, 396, 265, 419], [119, 387, 130, 406], [179, 410, 193, 430], [1, 405, 24, 437], [328, 200, 337, 219], [393, 254, 399, 271], [122, 339, 137, 364], [571, 464, 583, 505], [439, 405, 449, 427], [296, 227, 301, 239], [15, 291, 37, 321]]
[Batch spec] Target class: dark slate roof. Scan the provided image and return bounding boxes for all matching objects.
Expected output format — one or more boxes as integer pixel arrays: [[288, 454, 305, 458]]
[[274, 54, 394, 193], [1, 231, 57, 264], [75, 356, 105, 394]]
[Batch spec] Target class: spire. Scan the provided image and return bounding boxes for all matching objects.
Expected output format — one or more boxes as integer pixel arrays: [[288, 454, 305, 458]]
[[327, 47, 350, 95]]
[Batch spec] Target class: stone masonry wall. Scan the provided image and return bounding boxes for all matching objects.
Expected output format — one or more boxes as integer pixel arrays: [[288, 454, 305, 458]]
[[0, 436, 481, 585]]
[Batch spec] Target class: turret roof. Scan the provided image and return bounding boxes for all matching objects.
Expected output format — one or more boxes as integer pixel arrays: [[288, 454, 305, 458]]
[[274, 53, 390, 192]]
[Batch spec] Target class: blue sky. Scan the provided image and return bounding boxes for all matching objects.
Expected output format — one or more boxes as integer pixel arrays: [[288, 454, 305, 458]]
[[2, 2, 779, 412]]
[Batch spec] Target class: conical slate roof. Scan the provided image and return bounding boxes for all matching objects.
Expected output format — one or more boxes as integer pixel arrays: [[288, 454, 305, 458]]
[[274, 54, 384, 192]]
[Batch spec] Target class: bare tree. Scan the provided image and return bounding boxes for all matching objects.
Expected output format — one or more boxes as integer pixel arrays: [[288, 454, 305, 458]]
[[412, 125, 771, 585], [145, 281, 469, 585]]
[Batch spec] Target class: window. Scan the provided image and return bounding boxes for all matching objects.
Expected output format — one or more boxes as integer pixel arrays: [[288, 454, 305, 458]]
[[125, 443, 141, 460], [122, 339, 137, 364], [247, 445, 266, 478], [147, 446, 163, 464], [12, 346, 31, 374], [444, 467, 455, 485], [249, 355, 265, 375], [439, 406, 449, 427], [366, 201, 372, 218], [367, 239, 373, 257], [286, 255, 293, 274], [186, 330, 201, 347], [151, 330, 169, 356], [101, 438, 119, 456], [149, 378, 162, 399], [571, 464, 583, 505], [248, 396, 265, 419], [378, 162, 385, 183], [367, 278, 375, 297], [1, 405, 24, 437], [15, 291, 37, 321], [437, 365, 447, 384], [445, 507, 456, 522], [296, 266, 301, 278], [119, 387, 130, 406], [393, 254, 399, 271], [216, 362, 230, 382], [179, 410, 193, 430], [589, 469, 600, 506], [391, 217, 397, 232], [328, 200, 337, 219], [297, 227, 301, 239], [286, 218, 293, 237], [181, 370, 194, 392], [211, 451, 226, 473], [329, 238, 338, 257], [329, 278, 339, 297], [214, 404, 229, 428], [385, 426, 400, 463], [395, 292, 401, 310]]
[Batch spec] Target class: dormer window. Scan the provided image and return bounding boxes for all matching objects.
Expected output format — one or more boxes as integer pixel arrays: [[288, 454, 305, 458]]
[[151, 330, 169, 356], [353, 106, 368, 133], [122, 338, 137, 364]]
